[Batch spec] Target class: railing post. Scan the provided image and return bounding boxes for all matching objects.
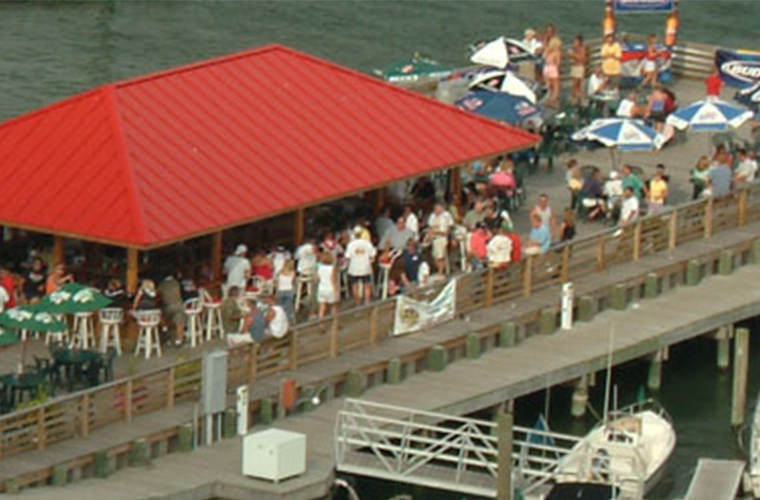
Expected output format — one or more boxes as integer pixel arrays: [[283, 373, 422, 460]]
[[561, 244, 571, 282], [289, 330, 299, 370], [668, 210, 678, 251], [0, 421, 4, 461], [80, 393, 90, 437], [597, 235, 606, 271], [166, 367, 175, 409], [704, 197, 714, 239], [633, 220, 643, 261], [486, 268, 495, 307], [739, 189, 748, 227], [330, 315, 339, 358], [247, 343, 259, 383], [125, 380, 133, 423], [523, 257, 533, 297], [37, 407, 46, 451], [369, 305, 379, 346]]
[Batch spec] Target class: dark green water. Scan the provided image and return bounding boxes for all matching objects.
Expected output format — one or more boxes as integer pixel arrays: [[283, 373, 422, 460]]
[[0, 0, 757, 122]]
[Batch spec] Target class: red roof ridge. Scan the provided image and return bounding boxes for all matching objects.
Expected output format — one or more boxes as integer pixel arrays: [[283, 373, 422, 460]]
[[103, 85, 149, 246]]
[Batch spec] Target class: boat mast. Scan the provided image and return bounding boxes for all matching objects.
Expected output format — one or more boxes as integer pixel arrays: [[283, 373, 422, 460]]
[[603, 325, 616, 425]]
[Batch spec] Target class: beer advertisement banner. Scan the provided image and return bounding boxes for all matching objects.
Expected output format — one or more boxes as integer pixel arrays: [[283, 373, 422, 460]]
[[716, 49, 760, 88], [393, 279, 457, 336], [613, 0, 675, 13]]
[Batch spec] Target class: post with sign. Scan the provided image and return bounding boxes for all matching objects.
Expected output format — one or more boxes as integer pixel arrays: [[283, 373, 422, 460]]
[[561, 282, 574, 330], [202, 350, 229, 445]]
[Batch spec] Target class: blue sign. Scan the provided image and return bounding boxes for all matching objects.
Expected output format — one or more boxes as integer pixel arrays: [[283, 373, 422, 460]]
[[716, 49, 760, 88], [613, 0, 675, 13]]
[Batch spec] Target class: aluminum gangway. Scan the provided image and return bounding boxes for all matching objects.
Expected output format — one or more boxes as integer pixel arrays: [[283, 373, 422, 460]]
[[335, 399, 646, 499], [683, 459, 744, 500]]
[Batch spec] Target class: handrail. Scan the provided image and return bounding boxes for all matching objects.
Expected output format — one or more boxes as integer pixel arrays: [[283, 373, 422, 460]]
[[0, 179, 758, 462]]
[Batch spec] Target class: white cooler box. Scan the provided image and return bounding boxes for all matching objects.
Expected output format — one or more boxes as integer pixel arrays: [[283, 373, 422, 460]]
[[242, 429, 306, 482]]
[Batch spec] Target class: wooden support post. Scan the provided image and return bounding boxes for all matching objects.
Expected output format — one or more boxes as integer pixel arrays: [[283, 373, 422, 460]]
[[53, 236, 65, 265], [523, 257, 533, 297], [329, 316, 339, 358], [597, 235, 606, 271], [125, 380, 133, 423], [289, 331, 298, 370], [373, 188, 386, 216], [561, 244, 570, 283], [293, 208, 305, 246], [704, 197, 713, 239], [647, 350, 663, 391], [732, 327, 750, 427], [248, 344, 259, 383], [632, 221, 642, 261], [668, 210, 678, 252], [739, 189, 748, 227], [211, 231, 223, 282], [571, 377, 589, 418], [80, 393, 89, 437], [166, 367, 175, 409], [126, 248, 139, 295], [485, 268, 495, 307], [37, 407, 46, 451], [496, 410, 513, 500], [369, 305, 379, 346], [716, 327, 731, 370]]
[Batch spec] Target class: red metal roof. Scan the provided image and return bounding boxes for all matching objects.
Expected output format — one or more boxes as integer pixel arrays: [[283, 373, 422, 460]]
[[0, 44, 538, 248]]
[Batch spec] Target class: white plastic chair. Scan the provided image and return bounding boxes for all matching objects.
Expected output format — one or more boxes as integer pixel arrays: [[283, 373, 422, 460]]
[[99, 308, 124, 356], [134, 310, 162, 359], [200, 289, 223, 341], [184, 298, 204, 348], [71, 311, 96, 350]]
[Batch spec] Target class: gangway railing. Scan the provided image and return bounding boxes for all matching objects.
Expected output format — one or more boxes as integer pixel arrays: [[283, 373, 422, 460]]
[[335, 399, 647, 499]]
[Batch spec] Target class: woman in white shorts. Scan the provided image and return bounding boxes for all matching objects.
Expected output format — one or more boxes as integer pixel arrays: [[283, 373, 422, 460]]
[[317, 252, 338, 319]]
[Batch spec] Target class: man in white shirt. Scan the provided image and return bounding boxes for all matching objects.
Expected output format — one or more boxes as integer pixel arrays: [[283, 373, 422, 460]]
[[734, 148, 758, 184], [294, 240, 318, 276], [587, 66, 609, 99], [427, 203, 454, 276], [345, 226, 377, 306], [620, 187, 640, 225], [223, 244, 250, 293], [486, 228, 513, 269]]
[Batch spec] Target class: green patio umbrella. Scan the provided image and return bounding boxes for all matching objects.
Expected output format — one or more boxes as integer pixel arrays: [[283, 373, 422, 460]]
[[0, 305, 68, 333], [0, 330, 19, 347], [375, 53, 453, 84], [39, 283, 111, 314]]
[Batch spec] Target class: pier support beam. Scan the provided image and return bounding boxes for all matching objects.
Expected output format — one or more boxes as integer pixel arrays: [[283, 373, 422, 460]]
[[499, 323, 518, 348], [716, 326, 732, 370], [732, 327, 750, 428], [496, 410, 513, 500], [571, 377, 589, 418], [647, 350, 664, 391]]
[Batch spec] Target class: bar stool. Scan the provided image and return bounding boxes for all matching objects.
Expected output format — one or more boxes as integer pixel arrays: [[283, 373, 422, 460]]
[[99, 308, 123, 356], [71, 311, 96, 350], [294, 273, 316, 312], [184, 298, 204, 348], [200, 289, 223, 341], [134, 310, 162, 359]]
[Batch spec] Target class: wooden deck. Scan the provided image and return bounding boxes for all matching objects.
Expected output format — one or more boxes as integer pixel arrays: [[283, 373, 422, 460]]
[[12, 229, 760, 500]]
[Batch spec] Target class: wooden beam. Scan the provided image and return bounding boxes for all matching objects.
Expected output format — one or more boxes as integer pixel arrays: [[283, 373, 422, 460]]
[[373, 188, 385, 217], [704, 197, 713, 239], [211, 231, 223, 281], [293, 208, 305, 246], [496, 410, 513, 500], [53, 236, 65, 266], [126, 248, 139, 295]]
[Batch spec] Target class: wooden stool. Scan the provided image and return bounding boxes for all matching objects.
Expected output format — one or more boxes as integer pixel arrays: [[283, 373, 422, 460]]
[[184, 298, 204, 348], [99, 308, 123, 356], [200, 289, 223, 341], [134, 310, 162, 359], [377, 262, 393, 299], [294, 273, 315, 312], [71, 312, 96, 350]]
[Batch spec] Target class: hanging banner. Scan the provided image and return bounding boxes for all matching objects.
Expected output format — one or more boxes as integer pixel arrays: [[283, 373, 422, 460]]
[[393, 278, 457, 336], [716, 48, 760, 88], [613, 0, 675, 13]]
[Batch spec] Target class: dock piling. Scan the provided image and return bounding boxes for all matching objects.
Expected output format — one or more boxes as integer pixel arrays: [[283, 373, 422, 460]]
[[571, 377, 589, 418], [610, 284, 627, 310], [386, 358, 402, 384], [731, 327, 750, 427], [647, 351, 663, 391], [499, 323, 518, 348], [496, 410, 513, 500], [716, 327, 732, 370]]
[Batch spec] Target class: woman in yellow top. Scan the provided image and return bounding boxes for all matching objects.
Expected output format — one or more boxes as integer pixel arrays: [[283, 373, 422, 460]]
[[647, 164, 669, 214], [600, 34, 622, 90]]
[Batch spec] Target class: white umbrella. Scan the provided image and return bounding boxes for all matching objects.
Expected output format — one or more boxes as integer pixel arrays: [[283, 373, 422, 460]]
[[573, 118, 665, 168], [469, 36, 534, 69], [468, 69, 537, 104], [666, 98, 753, 132]]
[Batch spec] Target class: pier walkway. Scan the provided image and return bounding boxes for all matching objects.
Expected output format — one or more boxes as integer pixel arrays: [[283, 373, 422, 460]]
[[11, 223, 760, 500], [682, 459, 745, 500]]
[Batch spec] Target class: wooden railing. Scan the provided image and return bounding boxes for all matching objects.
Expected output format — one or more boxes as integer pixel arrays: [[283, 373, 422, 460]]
[[0, 183, 759, 461]]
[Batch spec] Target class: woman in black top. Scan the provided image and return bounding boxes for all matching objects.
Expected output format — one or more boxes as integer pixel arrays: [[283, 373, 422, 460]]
[[23, 258, 46, 304], [132, 279, 158, 311]]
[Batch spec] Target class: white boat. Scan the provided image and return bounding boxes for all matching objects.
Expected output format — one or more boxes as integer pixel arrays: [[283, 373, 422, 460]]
[[553, 400, 676, 500], [745, 391, 760, 497]]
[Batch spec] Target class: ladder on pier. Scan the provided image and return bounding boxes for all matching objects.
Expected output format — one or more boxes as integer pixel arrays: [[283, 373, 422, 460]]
[[683, 459, 744, 500]]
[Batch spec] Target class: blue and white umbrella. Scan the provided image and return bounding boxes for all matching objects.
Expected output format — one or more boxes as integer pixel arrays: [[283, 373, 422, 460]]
[[666, 98, 753, 132], [574, 118, 665, 151]]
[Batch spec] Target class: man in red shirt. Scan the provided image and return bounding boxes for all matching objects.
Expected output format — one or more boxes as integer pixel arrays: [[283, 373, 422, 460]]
[[468, 222, 491, 271], [0, 268, 17, 309], [705, 69, 723, 99]]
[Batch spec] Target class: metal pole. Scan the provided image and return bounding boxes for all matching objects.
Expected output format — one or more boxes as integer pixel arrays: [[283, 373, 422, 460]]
[[497, 410, 513, 500]]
